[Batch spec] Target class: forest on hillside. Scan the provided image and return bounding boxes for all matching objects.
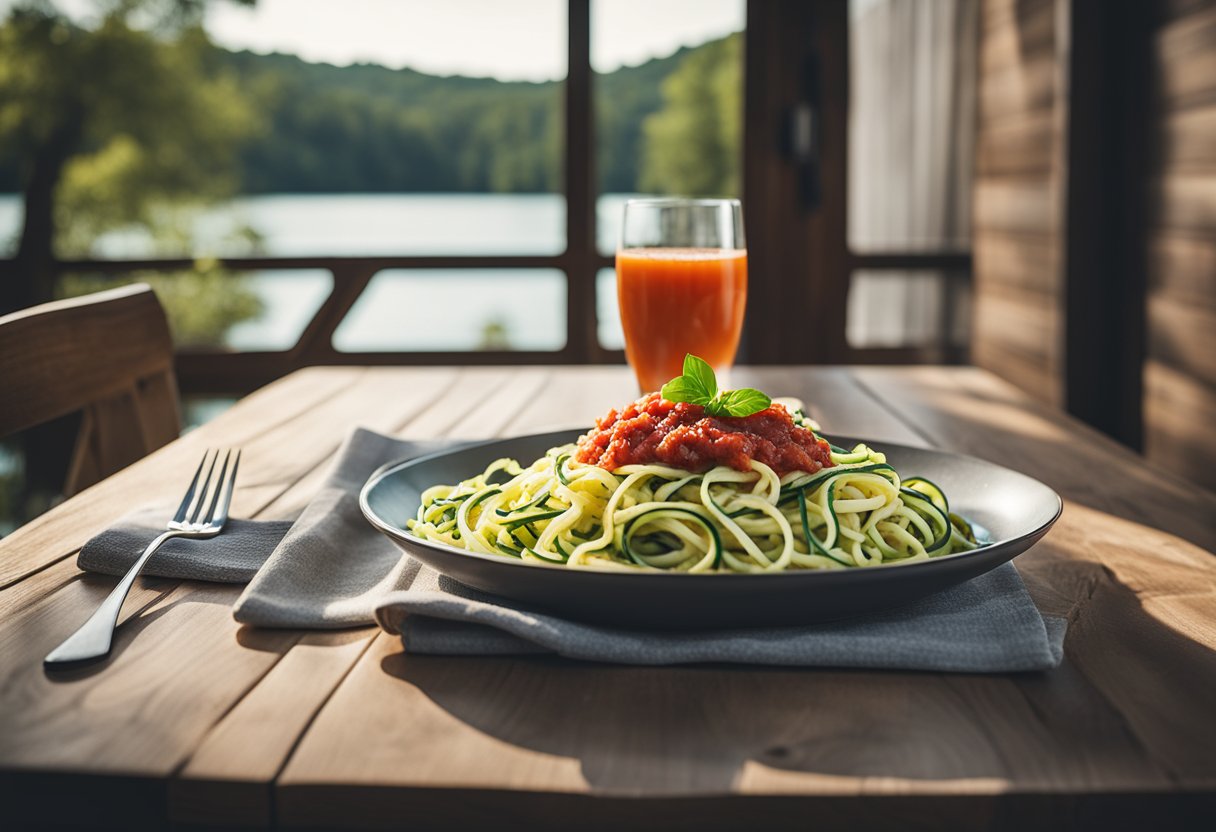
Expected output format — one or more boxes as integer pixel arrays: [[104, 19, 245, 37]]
[[0, 3, 738, 339], [0, 33, 740, 197]]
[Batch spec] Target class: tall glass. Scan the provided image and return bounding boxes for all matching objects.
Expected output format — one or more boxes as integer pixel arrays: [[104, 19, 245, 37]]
[[616, 199, 747, 392]]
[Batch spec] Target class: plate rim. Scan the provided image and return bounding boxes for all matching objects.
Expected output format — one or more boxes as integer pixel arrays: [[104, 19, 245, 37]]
[[359, 428, 1063, 580]]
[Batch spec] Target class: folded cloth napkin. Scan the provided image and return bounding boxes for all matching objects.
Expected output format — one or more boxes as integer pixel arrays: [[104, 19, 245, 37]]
[[77, 428, 1066, 671], [79, 512, 292, 584], [78, 428, 450, 629], [375, 563, 1066, 672]]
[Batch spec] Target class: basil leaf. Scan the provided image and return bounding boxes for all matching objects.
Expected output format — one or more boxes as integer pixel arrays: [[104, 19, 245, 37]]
[[661, 376, 711, 405], [681, 354, 718, 400], [719, 388, 772, 417], [658, 352, 773, 417]]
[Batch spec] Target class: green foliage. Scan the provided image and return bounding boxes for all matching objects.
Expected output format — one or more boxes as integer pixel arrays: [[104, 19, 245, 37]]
[[58, 265, 263, 348], [217, 35, 742, 196], [1, 20, 742, 199], [660, 353, 770, 418], [45, 22, 262, 256], [596, 49, 690, 194], [640, 34, 742, 197], [0, 1, 263, 341], [477, 318, 511, 351], [218, 49, 564, 193], [0, 4, 258, 201]]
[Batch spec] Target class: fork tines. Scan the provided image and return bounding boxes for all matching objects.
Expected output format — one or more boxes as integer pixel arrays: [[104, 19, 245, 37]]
[[174, 449, 241, 530]]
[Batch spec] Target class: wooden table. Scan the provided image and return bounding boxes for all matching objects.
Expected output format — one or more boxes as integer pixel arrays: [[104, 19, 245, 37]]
[[2, 366, 1214, 831]]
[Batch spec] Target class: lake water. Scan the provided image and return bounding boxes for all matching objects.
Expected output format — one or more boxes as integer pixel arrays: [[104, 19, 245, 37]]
[[0, 193, 639, 351]]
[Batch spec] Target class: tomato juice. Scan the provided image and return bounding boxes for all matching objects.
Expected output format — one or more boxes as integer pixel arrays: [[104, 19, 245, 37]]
[[615, 247, 748, 392]]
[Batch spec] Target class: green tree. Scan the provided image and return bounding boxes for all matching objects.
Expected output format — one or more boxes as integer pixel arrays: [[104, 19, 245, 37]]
[[639, 34, 742, 197], [0, 0, 259, 318], [0, 29, 734, 199]]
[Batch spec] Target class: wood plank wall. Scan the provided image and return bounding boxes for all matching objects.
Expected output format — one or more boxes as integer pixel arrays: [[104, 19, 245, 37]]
[[972, 0, 1066, 406], [1145, 0, 1216, 491], [974, 0, 1215, 492]]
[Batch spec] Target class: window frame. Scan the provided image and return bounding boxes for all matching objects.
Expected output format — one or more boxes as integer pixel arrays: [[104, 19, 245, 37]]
[[741, 0, 971, 366], [34, 0, 972, 395]]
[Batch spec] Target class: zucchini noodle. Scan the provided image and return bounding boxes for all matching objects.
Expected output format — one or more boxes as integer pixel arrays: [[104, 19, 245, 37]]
[[406, 441, 981, 573]]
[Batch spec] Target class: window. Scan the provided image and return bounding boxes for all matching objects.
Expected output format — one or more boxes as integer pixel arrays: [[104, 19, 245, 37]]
[[846, 0, 976, 352], [1, 0, 971, 390], [591, 0, 745, 348]]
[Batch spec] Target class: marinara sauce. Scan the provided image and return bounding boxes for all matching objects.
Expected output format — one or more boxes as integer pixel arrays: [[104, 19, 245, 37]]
[[574, 392, 834, 476]]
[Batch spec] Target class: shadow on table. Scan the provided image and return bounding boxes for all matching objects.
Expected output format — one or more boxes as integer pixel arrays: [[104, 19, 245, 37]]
[[38, 573, 290, 682], [377, 555, 1216, 792]]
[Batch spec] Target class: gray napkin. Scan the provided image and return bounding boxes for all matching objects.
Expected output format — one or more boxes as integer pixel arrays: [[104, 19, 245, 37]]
[[375, 562, 1066, 672], [77, 428, 450, 628], [77, 428, 1066, 670], [231, 430, 450, 628], [79, 510, 292, 583]]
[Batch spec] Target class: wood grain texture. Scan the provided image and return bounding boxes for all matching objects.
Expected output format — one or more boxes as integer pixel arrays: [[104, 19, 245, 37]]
[[1154, 2, 1216, 107], [980, 0, 1054, 73], [1147, 294, 1216, 390], [273, 367, 1215, 831], [1144, 360, 1216, 492], [1145, 0, 1216, 490], [852, 366, 1216, 789], [970, 331, 1060, 406], [973, 178, 1058, 235], [972, 230, 1058, 294], [976, 111, 1055, 175], [1151, 174, 1216, 232], [971, 284, 1062, 405], [1, 366, 1214, 831], [972, 0, 1067, 409], [1155, 103, 1216, 171], [0, 283, 181, 495], [1148, 231, 1216, 305], [978, 53, 1056, 123], [0, 366, 456, 829], [973, 283, 1061, 357], [169, 367, 563, 826], [981, 0, 1054, 33], [1162, 0, 1216, 26], [0, 284, 174, 436]]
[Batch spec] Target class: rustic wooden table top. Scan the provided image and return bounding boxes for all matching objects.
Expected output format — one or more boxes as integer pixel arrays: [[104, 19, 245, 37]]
[[2, 365, 1214, 831]]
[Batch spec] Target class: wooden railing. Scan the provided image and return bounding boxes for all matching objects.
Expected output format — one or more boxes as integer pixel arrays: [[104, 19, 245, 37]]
[[34, 250, 971, 395]]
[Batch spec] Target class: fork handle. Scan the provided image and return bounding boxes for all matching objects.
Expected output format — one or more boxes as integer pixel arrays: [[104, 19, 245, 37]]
[[45, 530, 183, 666]]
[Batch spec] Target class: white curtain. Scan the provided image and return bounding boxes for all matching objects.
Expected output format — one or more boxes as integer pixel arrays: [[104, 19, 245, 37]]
[[846, 0, 978, 347]]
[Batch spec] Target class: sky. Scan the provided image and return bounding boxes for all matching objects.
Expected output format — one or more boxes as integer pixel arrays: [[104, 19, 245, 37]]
[[206, 0, 745, 80], [9, 0, 745, 82]]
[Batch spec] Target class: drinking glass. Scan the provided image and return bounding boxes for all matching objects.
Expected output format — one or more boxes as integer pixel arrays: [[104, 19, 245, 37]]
[[616, 198, 747, 392]]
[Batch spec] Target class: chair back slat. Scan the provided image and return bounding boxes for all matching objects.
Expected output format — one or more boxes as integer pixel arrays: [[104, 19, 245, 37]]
[[0, 283, 181, 494]]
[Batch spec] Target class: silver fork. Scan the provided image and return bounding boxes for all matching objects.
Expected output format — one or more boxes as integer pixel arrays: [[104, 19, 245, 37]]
[[45, 449, 241, 666]]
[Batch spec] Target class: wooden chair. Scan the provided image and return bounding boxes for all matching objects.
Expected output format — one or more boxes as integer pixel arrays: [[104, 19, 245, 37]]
[[0, 283, 181, 496]]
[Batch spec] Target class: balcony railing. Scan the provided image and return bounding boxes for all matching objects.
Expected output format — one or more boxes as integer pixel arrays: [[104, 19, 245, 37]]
[[9, 250, 971, 395]]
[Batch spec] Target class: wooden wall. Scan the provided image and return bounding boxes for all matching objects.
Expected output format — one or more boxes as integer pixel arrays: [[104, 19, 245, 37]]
[[1145, 0, 1216, 491], [972, 0, 1065, 406], [974, 0, 1216, 492]]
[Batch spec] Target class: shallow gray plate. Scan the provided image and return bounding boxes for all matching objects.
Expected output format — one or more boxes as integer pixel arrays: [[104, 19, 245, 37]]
[[360, 430, 1062, 630]]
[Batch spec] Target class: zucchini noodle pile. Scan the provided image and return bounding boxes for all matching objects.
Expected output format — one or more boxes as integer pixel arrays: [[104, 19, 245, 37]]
[[406, 440, 981, 573]]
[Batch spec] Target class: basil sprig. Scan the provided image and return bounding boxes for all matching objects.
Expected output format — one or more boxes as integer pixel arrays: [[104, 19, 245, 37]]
[[660, 354, 772, 418]]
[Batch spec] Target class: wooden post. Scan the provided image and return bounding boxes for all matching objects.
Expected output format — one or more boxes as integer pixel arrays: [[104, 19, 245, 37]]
[[566, 0, 598, 363], [742, 0, 850, 365], [1061, 0, 1151, 449]]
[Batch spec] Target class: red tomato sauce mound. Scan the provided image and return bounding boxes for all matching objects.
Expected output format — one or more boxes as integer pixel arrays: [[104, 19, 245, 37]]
[[574, 392, 834, 476]]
